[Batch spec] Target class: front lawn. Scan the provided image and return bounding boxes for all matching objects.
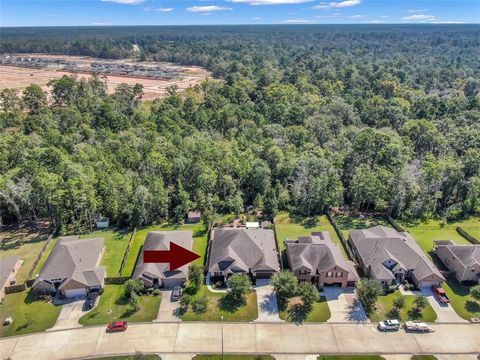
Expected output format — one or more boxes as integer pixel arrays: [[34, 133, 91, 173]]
[[180, 285, 258, 321], [0, 227, 50, 283], [274, 212, 347, 258], [318, 356, 385, 360], [0, 290, 61, 337], [193, 356, 274, 360], [442, 280, 480, 321], [278, 296, 331, 323], [368, 291, 437, 322], [122, 222, 208, 276], [79, 284, 161, 326]]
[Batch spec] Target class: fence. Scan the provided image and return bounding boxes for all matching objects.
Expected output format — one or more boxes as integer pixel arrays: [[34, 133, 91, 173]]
[[4, 283, 27, 294], [105, 276, 131, 285], [386, 215, 405, 233], [26, 232, 54, 281], [118, 226, 137, 276], [456, 227, 480, 244], [271, 220, 285, 270], [325, 209, 355, 261]]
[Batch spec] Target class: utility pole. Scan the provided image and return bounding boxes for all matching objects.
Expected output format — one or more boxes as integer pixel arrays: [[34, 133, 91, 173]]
[[221, 315, 224, 360]]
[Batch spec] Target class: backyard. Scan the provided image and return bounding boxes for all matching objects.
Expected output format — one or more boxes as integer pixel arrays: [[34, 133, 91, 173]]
[[368, 291, 437, 322], [122, 221, 208, 276], [274, 212, 348, 258], [79, 284, 161, 326], [0, 226, 51, 283], [332, 213, 390, 239], [0, 289, 61, 337], [278, 296, 331, 323], [180, 285, 258, 321]]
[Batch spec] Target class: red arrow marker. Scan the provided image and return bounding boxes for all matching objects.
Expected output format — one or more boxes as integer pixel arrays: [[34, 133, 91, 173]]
[[143, 242, 200, 271]]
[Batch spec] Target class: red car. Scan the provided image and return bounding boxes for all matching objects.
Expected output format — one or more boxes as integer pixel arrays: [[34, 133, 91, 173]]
[[106, 321, 128, 332], [432, 286, 450, 304]]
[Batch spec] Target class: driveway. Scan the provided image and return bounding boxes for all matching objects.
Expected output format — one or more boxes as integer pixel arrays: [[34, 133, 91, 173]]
[[155, 290, 180, 322], [421, 288, 468, 323], [48, 299, 87, 331], [254, 279, 283, 322], [322, 287, 369, 323]]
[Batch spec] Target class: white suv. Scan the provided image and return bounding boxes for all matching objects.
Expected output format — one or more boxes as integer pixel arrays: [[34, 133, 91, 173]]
[[378, 319, 400, 331]]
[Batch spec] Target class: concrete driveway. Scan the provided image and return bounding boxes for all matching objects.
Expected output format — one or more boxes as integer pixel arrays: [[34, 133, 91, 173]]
[[421, 288, 468, 323], [155, 290, 180, 322], [48, 299, 87, 331], [254, 279, 283, 322], [322, 287, 369, 323]]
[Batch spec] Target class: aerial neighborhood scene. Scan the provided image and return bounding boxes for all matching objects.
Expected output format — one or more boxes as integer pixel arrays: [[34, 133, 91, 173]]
[[0, 0, 479, 359]]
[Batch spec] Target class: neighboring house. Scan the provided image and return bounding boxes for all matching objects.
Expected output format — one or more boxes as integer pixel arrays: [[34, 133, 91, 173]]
[[434, 240, 480, 284], [187, 211, 202, 223], [96, 217, 109, 229], [133, 231, 193, 288], [286, 232, 359, 289], [348, 226, 445, 289], [33, 236, 106, 298], [0, 256, 21, 303], [208, 228, 280, 282]]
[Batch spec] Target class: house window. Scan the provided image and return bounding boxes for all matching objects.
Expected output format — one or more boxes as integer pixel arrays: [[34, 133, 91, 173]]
[[336, 272, 342, 277], [326, 272, 333, 278]]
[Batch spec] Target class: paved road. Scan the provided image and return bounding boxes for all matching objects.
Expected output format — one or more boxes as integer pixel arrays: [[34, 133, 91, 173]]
[[1, 322, 479, 359]]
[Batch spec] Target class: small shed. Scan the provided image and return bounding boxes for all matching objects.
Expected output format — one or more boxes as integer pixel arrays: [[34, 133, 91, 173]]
[[187, 211, 202, 223], [96, 217, 110, 229], [246, 222, 260, 229]]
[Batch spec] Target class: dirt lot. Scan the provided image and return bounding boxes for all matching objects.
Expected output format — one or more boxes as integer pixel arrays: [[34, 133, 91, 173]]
[[0, 54, 210, 100]]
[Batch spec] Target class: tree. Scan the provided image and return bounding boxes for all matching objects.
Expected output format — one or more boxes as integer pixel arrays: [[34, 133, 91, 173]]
[[179, 293, 192, 310], [413, 295, 428, 312], [23, 84, 47, 113], [297, 282, 319, 308], [392, 296, 406, 311], [357, 279, 383, 313], [227, 274, 252, 302], [124, 279, 145, 299], [470, 285, 480, 303], [129, 293, 139, 310], [192, 295, 208, 313], [272, 271, 298, 299], [188, 264, 204, 293]]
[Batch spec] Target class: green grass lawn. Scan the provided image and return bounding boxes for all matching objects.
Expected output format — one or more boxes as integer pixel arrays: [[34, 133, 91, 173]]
[[78, 284, 161, 326], [274, 212, 347, 258], [318, 356, 385, 360], [180, 285, 258, 321], [0, 290, 61, 337], [278, 296, 331, 323], [410, 356, 437, 360], [122, 222, 208, 276], [442, 280, 480, 321], [333, 213, 390, 239], [193, 356, 274, 360], [0, 228, 50, 283], [368, 291, 437, 322]]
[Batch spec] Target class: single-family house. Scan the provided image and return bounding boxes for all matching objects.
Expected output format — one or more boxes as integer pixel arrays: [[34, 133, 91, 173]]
[[348, 226, 444, 289], [0, 256, 21, 302], [133, 231, 193, 288], [208, 228, 280, 282], [434, 240, 480, 284], [187, 211, 202, 223], [33, 236, 106, 298], [286, 232, 359, 288]]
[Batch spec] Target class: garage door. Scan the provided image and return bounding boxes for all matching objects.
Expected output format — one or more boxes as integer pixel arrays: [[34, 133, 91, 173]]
[[418, 281, 441, 289], [64, 288, 86, 298], [162, 278, 185, 288]]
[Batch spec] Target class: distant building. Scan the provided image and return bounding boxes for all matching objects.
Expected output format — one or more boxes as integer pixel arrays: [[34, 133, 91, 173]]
[[96, 217, 109, 229], [434, 241, 480, 284], [286, 232, 359, 289], [0, 256, 21, 303], [187, 211, 202, 223], [133, 231, 193, 288], [245, 222, 259, 229], [348, 226, 445, 289]]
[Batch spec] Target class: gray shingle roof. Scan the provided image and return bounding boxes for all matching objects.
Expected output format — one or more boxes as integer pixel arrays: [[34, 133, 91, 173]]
[[33, 236, 105, 288], [209, 228, 280, 274], [0, 256, 20, 289], [133, 231, 193, 281], [434, 241, 480, 268], [349, 226, 444, 282], [286, 232, 359, 282]]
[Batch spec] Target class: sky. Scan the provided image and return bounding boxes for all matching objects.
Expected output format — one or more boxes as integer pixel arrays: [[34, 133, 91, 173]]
[[1, 0, 479, 27]]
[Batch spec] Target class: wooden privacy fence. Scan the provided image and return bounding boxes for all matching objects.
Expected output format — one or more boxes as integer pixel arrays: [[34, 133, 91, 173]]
[[26, 232, 54, 281], [456, 226, 479, 244], [105, 276, 131, 285], [4, 283, 27, 294], [386, 215, 405, 232], [325, 209, 355, 261], [118, 226, 137, 276]]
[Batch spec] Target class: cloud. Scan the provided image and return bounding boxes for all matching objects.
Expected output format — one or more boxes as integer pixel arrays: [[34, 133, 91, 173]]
[[348, 14, 364, 18], [432, 20, 465, 24], [313, 0, 361, 10], [91, 22, 112, 25], [402, 14, 436, 21], [282, 18, 312, 23], [252, 16, 263, 20], [101, 0, 145, 4], [365, 20, 385, 23], [408, 9, 428, 13], [156, 7, 174, 12], [186, 5, 232, 12], [229, 0, 312, 5]]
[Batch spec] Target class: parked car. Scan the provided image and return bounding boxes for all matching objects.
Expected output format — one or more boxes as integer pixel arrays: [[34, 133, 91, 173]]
[[83, 292, 99, 311], [171, 286, 182, 301], [403, 321, 434, 333], [378, 319, 400, 331], [106, 321, 128, 333], [432, 286, 450, 304]]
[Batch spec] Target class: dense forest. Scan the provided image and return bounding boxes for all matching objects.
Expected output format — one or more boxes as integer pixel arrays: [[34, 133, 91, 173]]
[[1, 25, 479, 232]]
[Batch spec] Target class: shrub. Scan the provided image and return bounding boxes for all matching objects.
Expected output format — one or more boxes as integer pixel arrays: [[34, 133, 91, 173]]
[[153, 289, 161, 296], [192, 295, 208, 313], [470, 285, 480, 303], [179, 293, 192, 309], [98, 288, 104, 295]]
